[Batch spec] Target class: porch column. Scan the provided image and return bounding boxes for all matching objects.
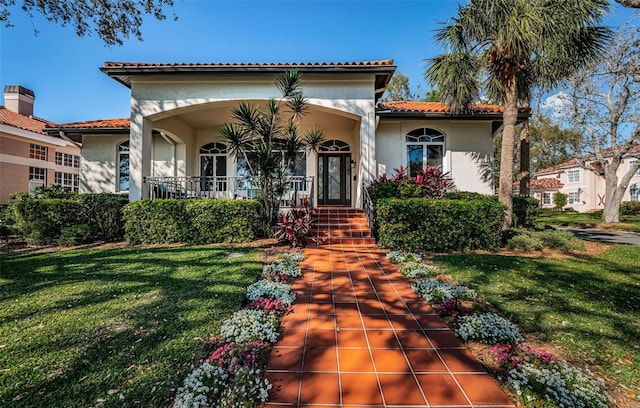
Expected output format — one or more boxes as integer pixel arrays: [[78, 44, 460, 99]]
[[175, 143, 187, 177], [129, 115, 152, 200], [356, 109, 376, 208]]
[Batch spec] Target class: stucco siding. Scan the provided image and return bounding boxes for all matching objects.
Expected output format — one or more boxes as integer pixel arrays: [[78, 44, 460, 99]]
[[0, 162, 28, 203], [80, 134, 125, 193]]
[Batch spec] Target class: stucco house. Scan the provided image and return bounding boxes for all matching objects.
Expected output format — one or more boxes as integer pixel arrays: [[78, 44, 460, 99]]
[[46, 60, 526, 208], [0, 85, 81, 204], [532, 144, 640, 212]]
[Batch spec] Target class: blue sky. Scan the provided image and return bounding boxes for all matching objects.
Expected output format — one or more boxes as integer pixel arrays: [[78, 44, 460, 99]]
[[0, 0, 635, 124]]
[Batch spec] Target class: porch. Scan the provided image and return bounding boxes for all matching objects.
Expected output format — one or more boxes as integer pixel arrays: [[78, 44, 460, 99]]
[[143, 175, 315, 208]]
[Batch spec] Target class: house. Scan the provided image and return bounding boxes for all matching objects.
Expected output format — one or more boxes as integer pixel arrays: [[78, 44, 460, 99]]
[[532, 145, 640, 211], [0, 85, 81, 204], [45, 60, 527, 207]]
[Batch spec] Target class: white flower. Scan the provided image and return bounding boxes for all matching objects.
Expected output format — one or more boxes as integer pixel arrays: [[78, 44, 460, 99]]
[[220, 309, 279, 343], [387, 250, 422, 264], [412, 279, 477, 303], [400, 262, 439, 279], [246, 279, 296, 305], [280, 251, 305, 263], [455, 313, 522, 344]]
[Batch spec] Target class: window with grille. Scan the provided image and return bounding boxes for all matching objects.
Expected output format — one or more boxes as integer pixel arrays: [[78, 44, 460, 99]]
[[55, 172, 79, 191], [405, 128, 445, 177], [630, 186, 639, 201], [56, 152, 80, 167], [568, 192, 580, 205], [542, 192, 552, 205], [30, 144, 47, 160], [567, 169, 580, 183], [118, 141, 129, 192]]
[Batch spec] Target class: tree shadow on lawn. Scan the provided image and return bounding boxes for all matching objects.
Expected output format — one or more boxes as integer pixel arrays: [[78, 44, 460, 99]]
[[434, 251, 640, 388], [0, 246, 263, 407]]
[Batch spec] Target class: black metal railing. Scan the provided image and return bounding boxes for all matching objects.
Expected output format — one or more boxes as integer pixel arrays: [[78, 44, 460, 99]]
[[362, 182, 375, 236], [144, 176, 314, 208]]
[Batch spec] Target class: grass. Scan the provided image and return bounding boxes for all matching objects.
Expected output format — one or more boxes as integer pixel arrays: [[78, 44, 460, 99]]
[[434, 245, 640, 396], [536, 209, 640, 232], [0, 246, 263, 407]]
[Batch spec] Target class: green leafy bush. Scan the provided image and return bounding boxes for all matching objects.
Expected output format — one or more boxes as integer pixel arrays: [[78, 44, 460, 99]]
[[57, 224, 93, 246], [553, 192, 568, 209], [0, 205, 17, 238], [376, 198, 505, 252], [13, 199, 86, 245], [621, 201, 640, 215], [123, 199, 262, 244], [512, 195, 540, 228], [77, 194, 128, 241], [507, 234, 544, 251], [445, 191, 496, 201], [187, 199, 263, 244], [507, 228, 585, 252]]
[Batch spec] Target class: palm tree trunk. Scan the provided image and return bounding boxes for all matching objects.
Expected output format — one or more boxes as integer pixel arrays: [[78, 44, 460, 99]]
[[518, 99, 530, 197], [499, 77, 519, 229]]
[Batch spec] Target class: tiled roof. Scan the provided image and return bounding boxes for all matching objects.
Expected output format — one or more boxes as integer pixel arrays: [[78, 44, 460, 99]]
[[103, 60, 395, 69], [536, 143, 640, 175], [51, 118, 130, 130], [378, 101, 507, 114], [513, 178, 564, 192], [0, 106, 53, 135]]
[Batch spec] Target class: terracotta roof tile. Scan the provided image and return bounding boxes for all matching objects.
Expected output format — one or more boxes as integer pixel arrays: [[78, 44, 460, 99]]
[[51, 118, 130, 130], [0, 106, 54, 135], [103, 60, 395, 69], [378, 101, 511, 114], [513, 178, 564, 192], [535, 143, 640, 175]]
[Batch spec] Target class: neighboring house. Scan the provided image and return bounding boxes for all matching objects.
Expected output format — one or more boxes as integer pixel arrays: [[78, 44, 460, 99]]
[[0, 85, 81, 204], [513, 178, 564, 208], [532, 145, 640, 212], [46, 60, 527, 207]]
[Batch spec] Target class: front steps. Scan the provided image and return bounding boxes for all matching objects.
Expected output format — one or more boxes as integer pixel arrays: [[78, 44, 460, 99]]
[[309, 207, 375, 246]]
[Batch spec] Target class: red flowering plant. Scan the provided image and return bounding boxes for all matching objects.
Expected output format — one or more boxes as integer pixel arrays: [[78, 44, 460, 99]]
[[491, 342, 554, 369], [275, 207, 310, 248], [368, 165, 454, 202], [438, 298, 471, 318], [209, 340, 266, 374], [245, 296, 288, 318], [261, 269, 292, 284]]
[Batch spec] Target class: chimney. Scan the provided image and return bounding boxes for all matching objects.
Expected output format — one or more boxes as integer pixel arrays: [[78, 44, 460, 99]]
[[3, 85, 35, 117]]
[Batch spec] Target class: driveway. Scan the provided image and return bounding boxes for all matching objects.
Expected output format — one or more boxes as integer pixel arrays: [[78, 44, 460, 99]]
[[556, 227, 640, 246]]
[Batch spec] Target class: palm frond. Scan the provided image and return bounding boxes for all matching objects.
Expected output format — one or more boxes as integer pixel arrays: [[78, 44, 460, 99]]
[[425, 51, 481, 113], [276, 70, 302, 98], [286, 92, 308, 116], [304, 127, 325, 153], [232, 102, 258, 131], [219, 123, 250, 158]]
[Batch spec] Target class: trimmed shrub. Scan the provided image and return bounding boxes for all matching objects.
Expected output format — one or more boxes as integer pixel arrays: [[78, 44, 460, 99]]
[[537, 230, 585, 251], [621, 201, 640, 215], [0, 205, 17, 238], [123, 199, 189, 244], [122, 199, 262, 244], [445, 191, 497, 201], [507, 234, 544, 251], [376, 198, 505, 252], [57, 224, 93, 246], [187, 199, 263, 244], [553, 192, 568, 210], [512, 195, 540, 228], [77, 193, 128, 241], [13, 199, 86, 245]]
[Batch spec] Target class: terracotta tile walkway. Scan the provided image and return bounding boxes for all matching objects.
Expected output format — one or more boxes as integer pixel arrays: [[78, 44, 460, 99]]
[[265, 232, 515, 407]]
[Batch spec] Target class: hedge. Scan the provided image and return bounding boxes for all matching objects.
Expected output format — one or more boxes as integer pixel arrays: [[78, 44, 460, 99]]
[[376, 198, 506, 252], [11, 193, 128, 245], [621, 201, 640, 216], [512, 195, 540, 228], [123, 199, 263, 244]]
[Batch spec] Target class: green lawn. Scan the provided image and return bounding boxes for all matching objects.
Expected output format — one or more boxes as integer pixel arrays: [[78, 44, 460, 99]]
[[0, 246, 263, 407], [536, 209, 640, 232], [434, 245, 640, 396]]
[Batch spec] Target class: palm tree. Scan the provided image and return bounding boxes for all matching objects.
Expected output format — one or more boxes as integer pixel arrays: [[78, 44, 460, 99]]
[[425, 0, 610, 228], [220, 70, 323, 229]]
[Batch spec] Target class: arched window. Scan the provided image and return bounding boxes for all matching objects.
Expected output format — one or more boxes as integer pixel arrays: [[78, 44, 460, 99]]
[[200, 142, 228, 191], [118, 141, 129, 192], [405, 128, 445, 177], [319, 139, 350, 152]]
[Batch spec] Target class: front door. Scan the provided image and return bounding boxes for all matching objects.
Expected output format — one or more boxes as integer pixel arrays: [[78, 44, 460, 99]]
[[318, 154, 351, 205]]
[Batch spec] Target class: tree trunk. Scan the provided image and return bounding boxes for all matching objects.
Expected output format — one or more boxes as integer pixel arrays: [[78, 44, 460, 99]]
[[519, 118, 530, 197], [499, 77, 519, 229]]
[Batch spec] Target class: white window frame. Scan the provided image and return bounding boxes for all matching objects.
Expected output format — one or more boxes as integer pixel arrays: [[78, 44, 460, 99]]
[[55, 172, 79, 191], [30, 144, 47, 161], [567, 169, 580, 183], [567, 192, 580, 205], [629, 160, 640, 177], [55, 152, 80, 168], [118, 141, 130, 192], [542, 192, 552, 205], [630, 186, 639, 201], [405, 128, 446, 178]]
